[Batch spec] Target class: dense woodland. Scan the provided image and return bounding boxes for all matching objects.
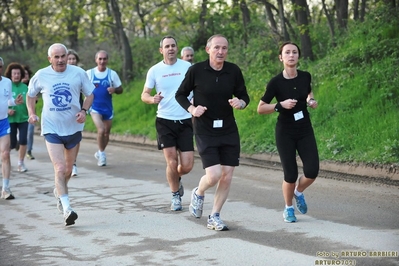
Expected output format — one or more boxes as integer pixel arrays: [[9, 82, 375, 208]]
[[1, 1, 398, 165]]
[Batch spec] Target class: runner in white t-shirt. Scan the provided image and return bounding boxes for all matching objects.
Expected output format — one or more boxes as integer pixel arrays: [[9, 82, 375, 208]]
[[141, 36, 194, 212], [27, 43, 95, 226], [0, 56, 23, 200]]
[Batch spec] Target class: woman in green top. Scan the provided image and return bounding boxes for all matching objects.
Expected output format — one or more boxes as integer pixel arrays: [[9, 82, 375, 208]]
[[5, 63, 29, 172]]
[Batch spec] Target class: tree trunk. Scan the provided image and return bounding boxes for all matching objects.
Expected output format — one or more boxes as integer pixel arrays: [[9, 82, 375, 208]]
[[294, 0, 314, 60], [335, 0, 349, 29], [277, 0, 289, 41], [192, 0, 209, 51], [353, 0, 360, 20], [109, 0, 134, 81], [240, 0, 251, 46], [360, 0, 367, 22], [321, 0, 336, 46]]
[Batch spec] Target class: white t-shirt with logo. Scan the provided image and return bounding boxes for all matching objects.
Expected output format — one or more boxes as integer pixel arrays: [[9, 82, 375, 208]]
[[28, 65, 95, 136], [145, 59, 192, 120]]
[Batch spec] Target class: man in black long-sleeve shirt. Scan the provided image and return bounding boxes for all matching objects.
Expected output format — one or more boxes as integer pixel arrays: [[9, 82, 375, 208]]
[[175, 34, 250, 231]]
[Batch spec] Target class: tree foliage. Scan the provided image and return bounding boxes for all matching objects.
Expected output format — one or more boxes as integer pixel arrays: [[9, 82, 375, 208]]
[[0, 0, 398, 80]]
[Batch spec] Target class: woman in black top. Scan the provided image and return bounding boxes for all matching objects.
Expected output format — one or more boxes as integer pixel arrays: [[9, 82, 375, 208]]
[[257, 41, 319, 223]]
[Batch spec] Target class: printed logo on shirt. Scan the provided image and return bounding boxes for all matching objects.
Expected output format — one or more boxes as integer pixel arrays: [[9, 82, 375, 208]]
[[162, 72, 182, 78], [49, 85, 72, 111], [93, 80, 110, 88]]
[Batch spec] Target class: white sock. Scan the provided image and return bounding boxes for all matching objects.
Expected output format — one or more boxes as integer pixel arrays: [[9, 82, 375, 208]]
[[2, 178, 10, 189], [285, 205, 294, 209], [60, 195, 71, 213], [294, 188, 303, 197]]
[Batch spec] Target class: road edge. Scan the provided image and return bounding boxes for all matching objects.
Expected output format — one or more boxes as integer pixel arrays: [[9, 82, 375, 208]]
[[82, 132, 399, 186]]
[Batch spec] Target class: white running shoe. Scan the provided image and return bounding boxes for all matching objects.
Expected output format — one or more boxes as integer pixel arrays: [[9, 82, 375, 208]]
[[207, 214, 229, 231], [71, 164, 78, 177], [64, 208, 78, 226], [171, 194, 183, 211], [94, 151, 106, 166], [1, 188, 15, 200], [189, 187, 204, 218], [17, 162, 28, 172]]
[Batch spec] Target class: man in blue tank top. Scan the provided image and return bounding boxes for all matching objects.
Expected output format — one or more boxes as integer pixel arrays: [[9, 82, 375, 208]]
[[86, 50, 123, 167]]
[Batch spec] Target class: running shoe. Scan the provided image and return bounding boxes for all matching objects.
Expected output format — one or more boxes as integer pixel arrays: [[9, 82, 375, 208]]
[[178, 177, 184, 197], [1, 188, 15, 200], [171, 194, 182, 211], [283, 207, 297, 223], [94, 151, 106, 166], [26, 151, 35, 160], [189, 187, 204, 218], [207, 214, 229, 231], [64, 208, 78, 226], [53, 188, 63, 213], [294, 193, 308, 214], [17, 162, 28, 172], [71, 164, 78, 177]]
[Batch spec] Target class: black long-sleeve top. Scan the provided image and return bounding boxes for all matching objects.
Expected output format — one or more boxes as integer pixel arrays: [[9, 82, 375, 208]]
[[176, 59, 250, 136], [261, 70, 312, 127]]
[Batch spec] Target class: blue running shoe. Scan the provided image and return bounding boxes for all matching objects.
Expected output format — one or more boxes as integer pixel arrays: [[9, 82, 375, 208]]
[[171, 194, 182, 211], [283, 207, 297, 223], [294, 194, 308, 214], [189, 187, 204, 218]]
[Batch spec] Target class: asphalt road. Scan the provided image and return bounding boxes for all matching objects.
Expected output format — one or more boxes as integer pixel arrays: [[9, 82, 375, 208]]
[[0, 136, 398, 266]]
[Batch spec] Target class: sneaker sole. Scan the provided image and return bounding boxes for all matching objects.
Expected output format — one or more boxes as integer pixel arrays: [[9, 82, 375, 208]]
[[207, 224, 229, 231], [296, 206, 307, 215], [65, 211, 78, 226], [171, 206, 183, 211], [1, 194, 15, 200]]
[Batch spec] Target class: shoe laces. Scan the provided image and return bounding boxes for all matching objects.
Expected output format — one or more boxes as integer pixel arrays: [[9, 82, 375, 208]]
[[285, 207, 295, 217], [297, 195, 305, 204], [196, 196, 204, 210], [172, 194, 181, 205], [210, 215, 225, 226]]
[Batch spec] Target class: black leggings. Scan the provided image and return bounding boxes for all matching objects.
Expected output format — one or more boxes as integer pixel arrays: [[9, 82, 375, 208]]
[[10, 122, 29, 148], [275, 123, 319, 183]]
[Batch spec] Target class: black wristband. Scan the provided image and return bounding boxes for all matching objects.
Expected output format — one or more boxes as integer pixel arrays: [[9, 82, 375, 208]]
[[274, 102, 282, 112], [81, 108, 87, 113]]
